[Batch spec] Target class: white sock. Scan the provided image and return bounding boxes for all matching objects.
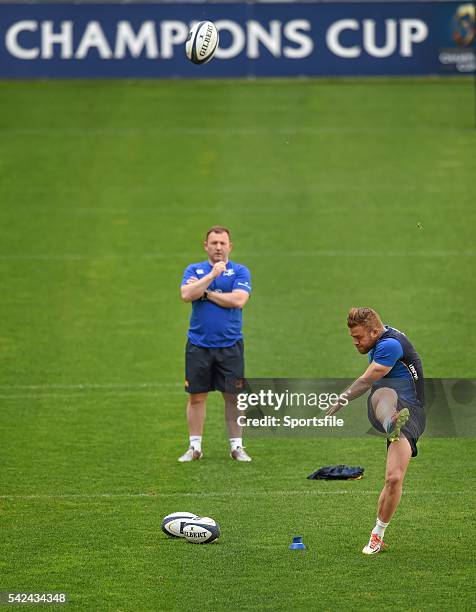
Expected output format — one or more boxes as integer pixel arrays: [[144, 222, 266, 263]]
[[189, 436, 202, 452], [372, 517, 389, 539], [229, 437, 242, 451], [382, 415, 395, 433]]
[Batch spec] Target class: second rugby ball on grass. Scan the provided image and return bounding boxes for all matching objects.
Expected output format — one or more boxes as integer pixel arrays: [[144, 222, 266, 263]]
[[185, 21, 219, 65]]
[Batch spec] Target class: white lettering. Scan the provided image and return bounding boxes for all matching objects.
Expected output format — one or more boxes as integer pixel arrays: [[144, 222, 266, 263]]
[[363, 19, 397, 58], [75, 21, 112, 59], [5, 21, 39, 60], [247, 20, 281, 59], [160, 21, 189, 59], [115, 21, 158, 59], [326, 19, 360, 58], [4, 17, 428, 65], [237, 393, 248, 410], [274, 393, 285, 411], [41, 21, 73, 59], [247, 393, 259, 407], [214, 20, 245, 59], [327, 18, 428, 59], [400, 19, 428, 57], [283, 20, 313, 59]]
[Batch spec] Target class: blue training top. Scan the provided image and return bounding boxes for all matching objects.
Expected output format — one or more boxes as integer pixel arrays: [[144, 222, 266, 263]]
[[369, 325, 424, 405], [181, 260, 252, 348]]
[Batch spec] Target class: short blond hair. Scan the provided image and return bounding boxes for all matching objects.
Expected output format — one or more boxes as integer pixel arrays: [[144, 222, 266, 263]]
[[347, 307, 383, 330]]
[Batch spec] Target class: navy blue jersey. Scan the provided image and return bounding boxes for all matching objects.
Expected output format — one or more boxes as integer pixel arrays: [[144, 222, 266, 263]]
[[369, 326, 424, 406], [181, 260, 251, 348]]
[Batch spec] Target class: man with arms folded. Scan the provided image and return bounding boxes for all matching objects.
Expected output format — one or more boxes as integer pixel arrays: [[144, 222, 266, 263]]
[[327, 307, 425, 554], [179, 226, 252, 463]]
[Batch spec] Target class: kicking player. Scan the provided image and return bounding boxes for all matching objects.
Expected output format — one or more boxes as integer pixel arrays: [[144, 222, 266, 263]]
[[178, 226, 252, 463], [327, 307, 425, 554]]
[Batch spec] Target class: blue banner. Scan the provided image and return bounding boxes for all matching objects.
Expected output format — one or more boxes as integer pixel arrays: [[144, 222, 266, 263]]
[[0, 2, 474, 78]]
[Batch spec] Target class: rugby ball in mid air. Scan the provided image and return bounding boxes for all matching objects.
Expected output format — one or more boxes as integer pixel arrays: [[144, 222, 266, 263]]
[[185, 21, 219, 65], [161, 512, 198, 538], [183, 517, 221, 544]]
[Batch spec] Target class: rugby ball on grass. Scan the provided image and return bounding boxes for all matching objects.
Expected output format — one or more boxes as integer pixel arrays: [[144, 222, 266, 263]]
[[185, 21, 219, 65], [183, 516, 221, 544], [161, 512, 198, 538]]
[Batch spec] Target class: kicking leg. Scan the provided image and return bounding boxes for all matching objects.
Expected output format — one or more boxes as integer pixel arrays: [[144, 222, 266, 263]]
[[371, 387, 410, 441], [372, 387, 398, 432]]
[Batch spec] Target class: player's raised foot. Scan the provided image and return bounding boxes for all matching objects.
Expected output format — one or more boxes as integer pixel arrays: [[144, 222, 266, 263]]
[[178, 447, 203, 462], [362, 533, 387, 555], [387, 407, 410, 442], [230, 446, 252, 462]]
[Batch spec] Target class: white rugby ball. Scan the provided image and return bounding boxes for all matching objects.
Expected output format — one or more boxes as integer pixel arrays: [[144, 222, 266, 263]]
[[161, 512, 198, 538], [183, 516, 221, 544], [185, 21, 219, 65]]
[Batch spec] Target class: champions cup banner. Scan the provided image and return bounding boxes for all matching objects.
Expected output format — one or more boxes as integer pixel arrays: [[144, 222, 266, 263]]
[[0, 2, 474, 78]]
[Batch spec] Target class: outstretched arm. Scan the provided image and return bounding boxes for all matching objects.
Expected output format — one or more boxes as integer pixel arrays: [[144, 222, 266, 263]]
[[325, 361, 392, 416]]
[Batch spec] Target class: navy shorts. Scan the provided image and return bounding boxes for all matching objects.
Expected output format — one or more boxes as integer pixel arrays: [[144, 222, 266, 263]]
[[386, 436, 419, 458], [185, 339, 244, 394], [367, 391, 425, 458]]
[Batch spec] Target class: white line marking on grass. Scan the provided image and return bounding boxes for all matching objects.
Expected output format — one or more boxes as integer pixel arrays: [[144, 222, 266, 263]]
[[0, 392, 184, 400], [0, 251, 474, 262], [0, 126, 470, 137], [0, 382, 180, 390], [0, 382, 184, 399], [0, 490, 460, 500], [146, 490, 461, 497]]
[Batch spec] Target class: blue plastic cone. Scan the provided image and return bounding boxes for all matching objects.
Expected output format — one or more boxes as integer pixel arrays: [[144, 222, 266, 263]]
[[289, 536, 306, 550]]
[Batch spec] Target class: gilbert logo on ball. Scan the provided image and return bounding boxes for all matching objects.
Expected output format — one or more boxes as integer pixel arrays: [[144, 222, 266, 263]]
[[185, 21, 219, 65], [182, 516, 221, 544]]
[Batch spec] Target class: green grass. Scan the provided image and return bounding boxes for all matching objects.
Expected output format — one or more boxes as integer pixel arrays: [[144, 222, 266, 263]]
[[0, 78, 475, 610]]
